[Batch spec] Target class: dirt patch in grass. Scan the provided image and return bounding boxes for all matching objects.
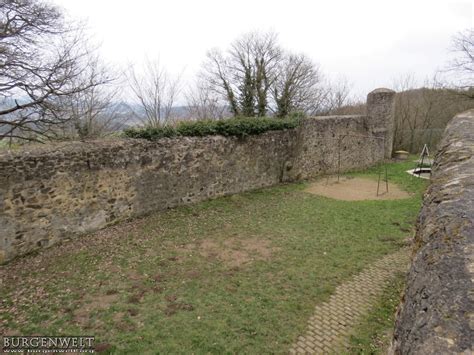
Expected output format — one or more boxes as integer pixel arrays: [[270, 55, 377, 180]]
[[182, 237, 277, 268], [73, 293, 118, 326], [305, 177, 411, 201]]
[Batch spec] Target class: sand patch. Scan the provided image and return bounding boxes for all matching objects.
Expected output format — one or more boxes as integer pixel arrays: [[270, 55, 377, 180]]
[[305, 176, 411, 201]]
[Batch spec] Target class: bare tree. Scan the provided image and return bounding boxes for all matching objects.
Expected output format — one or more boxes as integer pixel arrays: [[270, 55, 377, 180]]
[[321, 78, 352, 115], [272, 53, 323, 117], [72, 91, 129, 139], [58, 75, 129, 139], [184, 80, 227, 120], [203, 31, 349, 118], [327, 99, 366, 116], [281, 75, 354, 117], [127, 58, 181, 127], [245, 32, 281, 116], [0, 0, 110, 142], [447, 28, 474, 92], [204, 48, 239, 116], [203, 31, 282, 117]]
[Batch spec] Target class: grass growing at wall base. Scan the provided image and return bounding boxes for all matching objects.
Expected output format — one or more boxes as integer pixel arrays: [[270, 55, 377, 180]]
[[123, 116, 300, 140], [347, 272, 406, 354], [0, 159, 427, 353]]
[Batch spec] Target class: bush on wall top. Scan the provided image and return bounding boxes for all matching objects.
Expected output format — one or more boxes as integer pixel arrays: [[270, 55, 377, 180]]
[[123, 117, 300, 140]]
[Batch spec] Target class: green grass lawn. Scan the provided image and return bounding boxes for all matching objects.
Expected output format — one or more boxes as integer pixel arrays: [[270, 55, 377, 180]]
[[0, 159, 427, 354]]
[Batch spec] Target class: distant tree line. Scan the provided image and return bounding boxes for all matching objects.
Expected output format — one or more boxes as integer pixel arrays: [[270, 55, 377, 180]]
[[131, 32, 353, 126], [0, 0, 472, 145], [391, 76, 474, 153]]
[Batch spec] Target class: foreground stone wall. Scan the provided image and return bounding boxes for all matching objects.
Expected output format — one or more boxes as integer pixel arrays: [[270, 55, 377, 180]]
[[0, 89, 395, 263], [391, 109, 474, 354]]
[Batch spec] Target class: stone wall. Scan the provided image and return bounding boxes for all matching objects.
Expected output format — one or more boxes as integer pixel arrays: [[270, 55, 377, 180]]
[[391, 109, 474, 354], [0, 89, 395, 263]]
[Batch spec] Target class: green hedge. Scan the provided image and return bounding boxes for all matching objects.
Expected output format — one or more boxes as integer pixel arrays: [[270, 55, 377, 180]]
[[123, 117, 300, 140]]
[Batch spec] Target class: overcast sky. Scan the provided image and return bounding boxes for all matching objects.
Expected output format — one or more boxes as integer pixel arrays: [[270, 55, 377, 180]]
[[53, 0, 472, 100]]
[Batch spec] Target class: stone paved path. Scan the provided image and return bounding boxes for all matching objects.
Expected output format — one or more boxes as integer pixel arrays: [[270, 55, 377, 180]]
[[289, 248, 410, 354]]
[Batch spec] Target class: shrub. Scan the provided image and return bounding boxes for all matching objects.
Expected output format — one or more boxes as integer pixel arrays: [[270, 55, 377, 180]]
[[123, 117, 300, 141]]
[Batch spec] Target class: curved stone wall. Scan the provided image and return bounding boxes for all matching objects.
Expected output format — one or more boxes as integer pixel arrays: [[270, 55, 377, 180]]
[[391, 109, 474, 354], [0, 89, 395, 263]]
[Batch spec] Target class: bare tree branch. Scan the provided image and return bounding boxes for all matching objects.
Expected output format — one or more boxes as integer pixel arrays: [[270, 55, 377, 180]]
[[184, 79, 228, 120], [442, 28, 474, 97], [127, 58, 181, 127], [272, 53, 324, 117], [0, 0, 111, 142]]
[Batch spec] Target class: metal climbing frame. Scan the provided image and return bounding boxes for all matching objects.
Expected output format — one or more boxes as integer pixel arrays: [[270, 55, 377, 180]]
[[413, 144, 432, 178], [324, 133, 389, 196]]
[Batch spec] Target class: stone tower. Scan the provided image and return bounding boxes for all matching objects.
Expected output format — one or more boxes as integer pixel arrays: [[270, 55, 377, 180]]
[[367, 88, 396, 159]]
